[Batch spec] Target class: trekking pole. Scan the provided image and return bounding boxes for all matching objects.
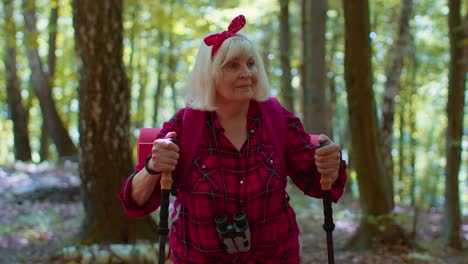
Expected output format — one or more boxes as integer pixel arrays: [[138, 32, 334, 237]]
[[318, 141, 335, 264], [159, 138, 177, 264]]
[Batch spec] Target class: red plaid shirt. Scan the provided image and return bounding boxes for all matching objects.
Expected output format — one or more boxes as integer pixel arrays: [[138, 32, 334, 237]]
[[119, 100, 347, 263]]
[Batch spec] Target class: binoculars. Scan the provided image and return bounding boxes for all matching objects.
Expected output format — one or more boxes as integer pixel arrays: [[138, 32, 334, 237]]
[[214, 211, 251, 253]]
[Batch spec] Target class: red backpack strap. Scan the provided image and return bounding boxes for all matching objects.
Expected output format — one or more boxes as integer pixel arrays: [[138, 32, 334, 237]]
[[173, 108, 206, 193], [258, 97, 287, 174]]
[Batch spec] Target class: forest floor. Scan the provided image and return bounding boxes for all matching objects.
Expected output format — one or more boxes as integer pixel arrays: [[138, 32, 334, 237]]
[[0, 162, 466, 264]]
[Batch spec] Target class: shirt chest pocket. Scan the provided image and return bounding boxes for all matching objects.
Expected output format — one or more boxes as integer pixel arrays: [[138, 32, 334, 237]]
[[254, 148, 287, 190], [190, 155, 221, 193]]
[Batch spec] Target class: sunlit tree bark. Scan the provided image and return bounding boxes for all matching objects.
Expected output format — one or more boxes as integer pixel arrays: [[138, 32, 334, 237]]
[[73, 0, 158, 243]]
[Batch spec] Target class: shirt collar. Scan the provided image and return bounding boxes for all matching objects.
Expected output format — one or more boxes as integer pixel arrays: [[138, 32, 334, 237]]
[[210, 100, 259, 134]]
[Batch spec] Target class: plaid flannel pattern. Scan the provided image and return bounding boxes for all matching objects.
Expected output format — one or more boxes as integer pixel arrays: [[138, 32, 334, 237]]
[[119, 101, 347, 263]]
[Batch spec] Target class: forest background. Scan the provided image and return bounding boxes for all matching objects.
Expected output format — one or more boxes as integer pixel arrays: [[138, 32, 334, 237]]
[[0, 0, 467, 263]]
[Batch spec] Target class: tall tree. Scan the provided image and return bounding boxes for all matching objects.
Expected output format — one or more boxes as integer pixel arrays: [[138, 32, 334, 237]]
[[342, 0, 409, 249], [39, 2, 59, 161], [135, 37, 149, 129], [4, 0, 32, 161], [443, 0, 465, 250], [325, 6, 342, 140], [73, 0, 158, 243], [380, 0, 413, 208], [22, 0, 77, 158], [167, 0, 178, 113], [408, 76, 418, 239], [260, 18, 273, 78], [152, 31, 166, 127], [302, 0, 328, 134], [279, 0, 294, 112]]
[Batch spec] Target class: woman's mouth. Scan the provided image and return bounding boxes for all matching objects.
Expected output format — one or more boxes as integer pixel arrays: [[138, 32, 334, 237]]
[[236, 84, 252, 89]]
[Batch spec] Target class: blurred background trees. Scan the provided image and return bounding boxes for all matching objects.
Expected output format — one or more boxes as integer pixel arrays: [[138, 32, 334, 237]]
[[0, 0, 466, 250]]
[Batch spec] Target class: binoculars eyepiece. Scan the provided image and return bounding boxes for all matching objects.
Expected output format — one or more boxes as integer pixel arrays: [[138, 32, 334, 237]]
[[214, 211, 251, 253]]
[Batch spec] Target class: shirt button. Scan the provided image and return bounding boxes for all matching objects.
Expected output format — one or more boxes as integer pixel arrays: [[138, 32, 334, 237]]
[[202, 164, 206, 168], [270, 159, 274, 164], [240, 180, 244, 184], [250, 129, 255, 133]]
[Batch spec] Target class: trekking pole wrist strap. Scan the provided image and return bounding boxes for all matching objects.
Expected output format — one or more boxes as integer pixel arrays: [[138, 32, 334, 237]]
[[144, 155, 161, 175]]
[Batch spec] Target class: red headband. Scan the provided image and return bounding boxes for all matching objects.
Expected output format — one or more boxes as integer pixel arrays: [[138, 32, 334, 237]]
[[203, 15, 246, 58]]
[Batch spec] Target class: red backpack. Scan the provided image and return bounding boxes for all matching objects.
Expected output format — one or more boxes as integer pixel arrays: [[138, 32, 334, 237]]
[[137, 98, 319, 193]]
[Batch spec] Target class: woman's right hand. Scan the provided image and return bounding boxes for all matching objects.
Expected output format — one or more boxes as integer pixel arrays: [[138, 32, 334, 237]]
[[147, 131, 180, 173]]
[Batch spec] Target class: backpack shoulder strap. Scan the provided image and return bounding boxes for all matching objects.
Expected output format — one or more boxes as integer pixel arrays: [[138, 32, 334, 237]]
[[175, 99, 289, 191], [258, 97, 287, 174], [173, 107, 206, 193]]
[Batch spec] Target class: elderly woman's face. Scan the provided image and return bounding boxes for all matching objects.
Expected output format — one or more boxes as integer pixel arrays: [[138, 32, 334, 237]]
[[216, 53, 258, 104]]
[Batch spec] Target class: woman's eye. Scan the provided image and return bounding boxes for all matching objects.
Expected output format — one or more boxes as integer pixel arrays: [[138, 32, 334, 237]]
[[247, 61, 255, 68], [226, 62, 239, 69]]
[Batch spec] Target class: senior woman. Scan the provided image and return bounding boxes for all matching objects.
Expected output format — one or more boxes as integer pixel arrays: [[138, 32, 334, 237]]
[[119, 15, 347, 264]]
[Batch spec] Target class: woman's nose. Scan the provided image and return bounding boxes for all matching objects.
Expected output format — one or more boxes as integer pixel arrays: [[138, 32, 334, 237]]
[[239, 66, 252, 78]]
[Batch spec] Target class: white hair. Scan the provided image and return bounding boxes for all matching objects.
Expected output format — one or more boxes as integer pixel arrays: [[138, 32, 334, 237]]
[[184, 36, 270, 111]]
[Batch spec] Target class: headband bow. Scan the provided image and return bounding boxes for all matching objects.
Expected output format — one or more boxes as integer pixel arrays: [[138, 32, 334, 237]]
[[204, 15, 246, 58]]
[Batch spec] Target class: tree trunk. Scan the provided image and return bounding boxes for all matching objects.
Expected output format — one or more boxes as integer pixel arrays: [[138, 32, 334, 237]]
[[47, 5, 58, 78], [135, 41, 148, 129], [398, 43, 418, 204], [397, 97, 405, 200], [153, 31, 166, 127], [443, 0, 465, 250], [133, 16, 147, 129], [261, 19, 273, 79], [302, 0, 328, 134], [39, 122, 49, 161], [73, 0, 158, 243], [279, 0, 294, 112], [343, 0, 410, 249], [380, 0, 413, 209], [326, 7, 342, 140], [22, 0, 77, 158], [168, 49, 178, 113], [408, 75, 417, 238], [4, 0, 32, 162], [127, 4, 138, 83], [168, 0, 178, 113], [40, 3, 59, 161]]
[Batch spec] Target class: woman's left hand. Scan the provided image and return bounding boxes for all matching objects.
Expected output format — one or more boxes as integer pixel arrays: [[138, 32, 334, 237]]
[[314, 134, 341, 190]]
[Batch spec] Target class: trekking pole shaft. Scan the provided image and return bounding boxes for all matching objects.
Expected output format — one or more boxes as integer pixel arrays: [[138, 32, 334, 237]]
[[159, 187, 171, 264], [322, 190, 335, 264], [318, 140, 335, 264], [159, 138, 177, 264], [159, 172, 172, 264]]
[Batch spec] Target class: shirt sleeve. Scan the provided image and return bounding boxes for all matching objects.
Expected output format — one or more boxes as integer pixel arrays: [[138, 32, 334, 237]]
[[118, 110, 184, 217], [284, 109, 347, 203]]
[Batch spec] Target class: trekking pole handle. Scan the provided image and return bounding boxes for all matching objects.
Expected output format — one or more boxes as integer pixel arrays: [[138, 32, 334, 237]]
[[161, 138, 177, 190], [318, 140, 333, 191]]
